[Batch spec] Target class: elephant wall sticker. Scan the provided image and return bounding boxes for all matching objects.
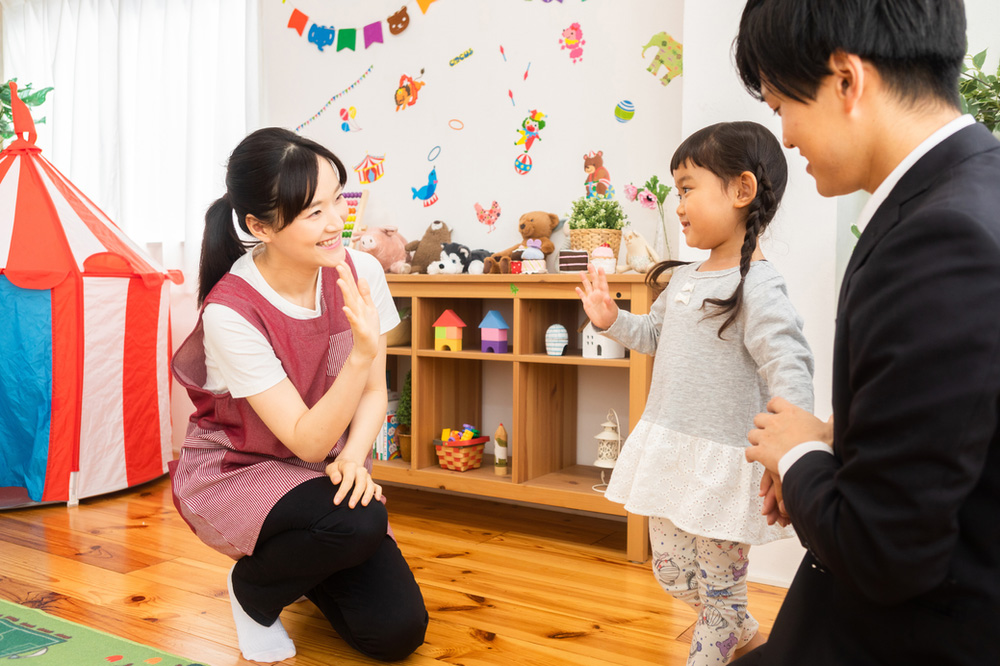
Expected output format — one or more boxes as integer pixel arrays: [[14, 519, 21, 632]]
[[641, 31, 683, 86]]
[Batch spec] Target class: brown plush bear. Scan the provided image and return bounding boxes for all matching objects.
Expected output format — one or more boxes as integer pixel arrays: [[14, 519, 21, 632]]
[[404, 220, 452, 274], [484, 211, 559, 274]]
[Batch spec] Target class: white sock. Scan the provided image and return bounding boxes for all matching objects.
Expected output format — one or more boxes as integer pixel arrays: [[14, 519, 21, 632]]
[[227, 564, 296, 663]]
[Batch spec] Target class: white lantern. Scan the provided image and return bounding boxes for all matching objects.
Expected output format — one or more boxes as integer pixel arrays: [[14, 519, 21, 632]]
[[592, 409, 622, 493]]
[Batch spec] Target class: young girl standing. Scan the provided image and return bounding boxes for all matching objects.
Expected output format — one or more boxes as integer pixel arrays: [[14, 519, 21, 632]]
[[171, 128, 426, 663], [577, 121, 814, 665]]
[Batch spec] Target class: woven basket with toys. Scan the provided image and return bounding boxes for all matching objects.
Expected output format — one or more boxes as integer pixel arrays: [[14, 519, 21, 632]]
[[434, 426, 489, 471]]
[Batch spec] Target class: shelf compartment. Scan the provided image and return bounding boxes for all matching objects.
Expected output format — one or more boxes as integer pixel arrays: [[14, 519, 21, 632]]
[[515, 363, 577, 484], [412, 356, 482, 471]]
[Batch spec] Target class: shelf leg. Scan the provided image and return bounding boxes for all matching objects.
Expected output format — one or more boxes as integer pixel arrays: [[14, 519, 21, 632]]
[[626, 512, 649, 564]]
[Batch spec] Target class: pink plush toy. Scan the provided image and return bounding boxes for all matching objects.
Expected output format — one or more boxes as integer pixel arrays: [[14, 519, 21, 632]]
[[353, 226, 411, 274]]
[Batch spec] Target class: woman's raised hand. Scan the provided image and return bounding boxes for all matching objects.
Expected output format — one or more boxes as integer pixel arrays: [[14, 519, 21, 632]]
[[336, 263, 380, 360], [575, 264, 619, 330]]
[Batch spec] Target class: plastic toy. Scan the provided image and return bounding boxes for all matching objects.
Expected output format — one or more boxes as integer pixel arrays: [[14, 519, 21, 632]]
[[340, 190, 368, 248], [433, 309, 466, 351], [479, 310, 509, 353]]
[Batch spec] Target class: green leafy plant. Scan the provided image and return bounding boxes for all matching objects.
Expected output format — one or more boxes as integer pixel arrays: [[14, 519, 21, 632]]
[[959, 49, 1000, 133], [0, 79, 54, 146], [396, 370, 412, 429], [566, 195, 628, 230]]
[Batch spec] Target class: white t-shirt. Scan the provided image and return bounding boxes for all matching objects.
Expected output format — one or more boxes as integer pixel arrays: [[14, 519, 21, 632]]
[[202, 247, 400, 397]]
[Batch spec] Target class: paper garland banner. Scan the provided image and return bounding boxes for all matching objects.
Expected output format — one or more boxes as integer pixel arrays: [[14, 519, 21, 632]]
[[288, 3, 437, 54], [295, 65, 374, 132]]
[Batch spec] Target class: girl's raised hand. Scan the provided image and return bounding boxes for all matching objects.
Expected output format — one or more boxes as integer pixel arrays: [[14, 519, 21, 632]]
[[336, 263, 380, 360], [575, 264, 619, 330]]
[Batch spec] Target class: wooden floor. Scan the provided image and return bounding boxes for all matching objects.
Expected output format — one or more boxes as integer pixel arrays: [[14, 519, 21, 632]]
[[0, 476, 787, 665]]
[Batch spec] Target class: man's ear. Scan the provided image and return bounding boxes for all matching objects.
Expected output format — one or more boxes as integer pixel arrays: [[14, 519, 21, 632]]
[[733, 171, 758, 209], [246, 214, 272, 243], [828, 50, 866, 113]]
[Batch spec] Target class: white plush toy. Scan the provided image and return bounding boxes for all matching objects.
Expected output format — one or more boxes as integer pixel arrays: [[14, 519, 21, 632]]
[[618, 226, 661, 273]]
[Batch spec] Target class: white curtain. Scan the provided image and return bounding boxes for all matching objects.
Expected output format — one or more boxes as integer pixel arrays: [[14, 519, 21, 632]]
[[1, 0, 258, 288]]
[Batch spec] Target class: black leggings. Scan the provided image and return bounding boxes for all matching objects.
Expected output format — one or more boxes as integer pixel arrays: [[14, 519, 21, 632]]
[[231, 476, 428, 661]]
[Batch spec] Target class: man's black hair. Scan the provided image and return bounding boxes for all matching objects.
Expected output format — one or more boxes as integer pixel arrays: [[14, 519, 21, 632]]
[[734, 0, 966, 109]]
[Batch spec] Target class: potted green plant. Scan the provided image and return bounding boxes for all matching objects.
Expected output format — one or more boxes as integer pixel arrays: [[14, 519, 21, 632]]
[[960, 49, 1000, 135], [1, 79, 53, 149], [396, 370, 412, 462], [566, 195, 629, 259]]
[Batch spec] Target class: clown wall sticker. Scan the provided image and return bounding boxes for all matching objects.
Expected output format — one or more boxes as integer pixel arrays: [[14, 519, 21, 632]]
[[513, 109, 547, 175], [515, 110, 546, 153]]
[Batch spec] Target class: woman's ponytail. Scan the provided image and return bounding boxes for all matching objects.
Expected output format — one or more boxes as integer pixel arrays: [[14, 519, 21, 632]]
[[197, 194, 252, 306]]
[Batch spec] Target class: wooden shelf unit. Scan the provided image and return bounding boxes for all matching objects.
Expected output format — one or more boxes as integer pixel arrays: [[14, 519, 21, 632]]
[[378, 273, 655, 562]]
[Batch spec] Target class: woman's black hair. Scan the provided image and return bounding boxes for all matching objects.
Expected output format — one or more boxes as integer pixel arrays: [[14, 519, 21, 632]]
[[645, 121, 788, 338], [733, 0, 966, 110], [198, 127, 347, 305]]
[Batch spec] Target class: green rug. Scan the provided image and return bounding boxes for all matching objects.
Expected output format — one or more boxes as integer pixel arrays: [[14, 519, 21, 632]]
[[0, 598, 209, 665]]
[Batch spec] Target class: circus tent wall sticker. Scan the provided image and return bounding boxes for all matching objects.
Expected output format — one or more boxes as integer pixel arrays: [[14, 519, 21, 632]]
[[354, 154, 386, 184]]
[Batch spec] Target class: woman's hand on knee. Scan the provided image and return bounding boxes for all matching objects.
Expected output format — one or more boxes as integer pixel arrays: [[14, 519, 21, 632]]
[[326, 459, 382, 508]]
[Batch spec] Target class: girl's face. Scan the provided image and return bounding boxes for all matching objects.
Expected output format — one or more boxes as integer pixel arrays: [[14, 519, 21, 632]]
[[269, 157, 349, 268], [673, 161, 746, 257]]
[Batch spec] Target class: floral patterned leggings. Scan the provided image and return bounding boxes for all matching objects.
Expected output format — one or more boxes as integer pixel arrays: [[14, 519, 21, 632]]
[[649, 517, 758, 666]]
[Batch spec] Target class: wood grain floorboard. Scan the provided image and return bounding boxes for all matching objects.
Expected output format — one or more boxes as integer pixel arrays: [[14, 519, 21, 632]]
[[0, 476, 788, 665]]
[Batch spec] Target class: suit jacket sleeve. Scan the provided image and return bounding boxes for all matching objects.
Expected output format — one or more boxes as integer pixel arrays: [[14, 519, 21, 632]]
[[783, 205, 1000, 605]]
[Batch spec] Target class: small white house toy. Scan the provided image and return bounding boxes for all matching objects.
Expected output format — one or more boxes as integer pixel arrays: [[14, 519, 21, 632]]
[[433, 309, 466, 351], [545, 324, 569, 356], [582, 322, 626, 359], [479, 310, 509, 353]]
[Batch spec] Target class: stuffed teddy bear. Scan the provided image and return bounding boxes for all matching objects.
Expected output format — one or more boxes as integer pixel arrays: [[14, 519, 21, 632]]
[[404, 220, 452, 274], [352, 226, 410, 274], [484, 211, 559, 274]]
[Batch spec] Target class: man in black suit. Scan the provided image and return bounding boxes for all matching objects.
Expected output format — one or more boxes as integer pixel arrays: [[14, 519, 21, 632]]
[[731, 1, 1000, 664]]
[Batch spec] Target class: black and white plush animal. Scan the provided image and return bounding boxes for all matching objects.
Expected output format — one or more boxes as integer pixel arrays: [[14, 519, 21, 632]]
[[427, 242, 491, 274], [426, 247, 465, 275]]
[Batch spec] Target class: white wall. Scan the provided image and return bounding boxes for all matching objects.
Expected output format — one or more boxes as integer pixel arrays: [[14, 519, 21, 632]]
[[259, 0, 684, 255]]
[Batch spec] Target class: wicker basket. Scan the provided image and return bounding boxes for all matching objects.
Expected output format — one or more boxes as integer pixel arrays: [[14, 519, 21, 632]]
[[434, 436, 488, 471], [569, 228, 622, 257]]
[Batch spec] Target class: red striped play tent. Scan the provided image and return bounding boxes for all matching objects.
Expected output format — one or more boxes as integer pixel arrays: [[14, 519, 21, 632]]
[[0, 81, 183, 508]]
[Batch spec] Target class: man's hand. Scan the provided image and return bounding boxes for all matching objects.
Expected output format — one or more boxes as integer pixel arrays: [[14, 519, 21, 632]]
[[747, 397, 832, 474], [760, 471, 791, 527]]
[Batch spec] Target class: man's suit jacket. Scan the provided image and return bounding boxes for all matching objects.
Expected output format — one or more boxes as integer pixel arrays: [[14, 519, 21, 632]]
[[735, 123, 1000, 665]]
